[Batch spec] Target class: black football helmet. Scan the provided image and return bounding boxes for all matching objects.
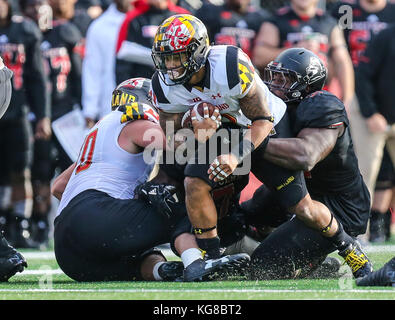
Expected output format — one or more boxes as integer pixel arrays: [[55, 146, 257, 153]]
[[263, 48, 327, 102], [111, 78, 151, 111], [151, 14, 210, 86]]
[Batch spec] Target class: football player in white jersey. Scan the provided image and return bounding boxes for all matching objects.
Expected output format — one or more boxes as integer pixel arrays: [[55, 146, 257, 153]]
[[150, 14, 350, 261], [51, 78, 249, 282]]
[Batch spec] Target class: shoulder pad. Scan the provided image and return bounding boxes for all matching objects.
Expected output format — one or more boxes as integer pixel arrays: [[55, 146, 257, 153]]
[[225, 46, 255, 96], [119, 102, 159, 124], [294, 91, 348, 132]]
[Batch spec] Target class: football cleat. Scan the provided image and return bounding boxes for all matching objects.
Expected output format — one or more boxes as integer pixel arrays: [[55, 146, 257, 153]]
[[158, 261, 184, 282], [338, 241, 373, 278], [0, 232, 27, 281], [304, 256, 342, 279], [183, 253, 250, 282], [356, 257, 395, 287]]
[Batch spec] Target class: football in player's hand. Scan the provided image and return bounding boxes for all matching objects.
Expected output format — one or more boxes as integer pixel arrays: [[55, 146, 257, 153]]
[[181, 102, 219, 129]]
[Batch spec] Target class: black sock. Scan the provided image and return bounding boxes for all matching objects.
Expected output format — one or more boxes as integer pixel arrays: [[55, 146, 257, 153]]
[[196, 236, 221, 259], [328, 221, 354, 252], [384, 209, 392, 240]]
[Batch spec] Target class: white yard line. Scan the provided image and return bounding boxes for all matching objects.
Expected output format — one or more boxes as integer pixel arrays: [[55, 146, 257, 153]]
[[0, 288, 393, 293], [21, 245, 395, 260]]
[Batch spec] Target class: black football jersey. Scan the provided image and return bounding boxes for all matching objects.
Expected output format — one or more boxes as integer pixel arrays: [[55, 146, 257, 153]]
[[270, 6, 337, 67], [290, 90, 363, 194], [41, 20, 83, 120], [195, 4, 269, 58], [331, 0, 395, 67], [0, 16, 48, 121]]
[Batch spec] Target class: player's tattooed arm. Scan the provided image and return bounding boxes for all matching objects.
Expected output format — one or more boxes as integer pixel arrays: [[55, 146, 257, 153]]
[[264, 126, 342, 171], [239, 81, 274, 148]]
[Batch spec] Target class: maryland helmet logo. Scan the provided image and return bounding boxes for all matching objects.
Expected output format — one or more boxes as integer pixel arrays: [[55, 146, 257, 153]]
[[154, 15, 204, 52]]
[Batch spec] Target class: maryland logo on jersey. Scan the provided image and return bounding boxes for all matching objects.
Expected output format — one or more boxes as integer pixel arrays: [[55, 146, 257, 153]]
[[238, 50, 255, 95], [119, 102, 159, 124]]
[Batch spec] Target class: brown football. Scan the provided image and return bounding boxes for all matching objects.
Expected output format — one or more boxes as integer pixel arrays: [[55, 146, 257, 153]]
[[181, 102, 218, 128]]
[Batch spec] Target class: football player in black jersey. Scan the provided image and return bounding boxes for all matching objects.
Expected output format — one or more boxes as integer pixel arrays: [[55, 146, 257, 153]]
[[244, 47, 372, 279], [20, 0, 83, 249], [0, 55, 27, 281], [0, 0, 50, 248]]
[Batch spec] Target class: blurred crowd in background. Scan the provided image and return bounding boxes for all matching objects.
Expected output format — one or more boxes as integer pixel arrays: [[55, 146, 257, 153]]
[[0, 0, 394, 250]]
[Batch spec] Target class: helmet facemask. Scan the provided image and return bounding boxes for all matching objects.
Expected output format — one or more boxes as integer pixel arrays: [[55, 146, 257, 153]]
[[152, 41, 201, 85], [263, 64, 306, 102]]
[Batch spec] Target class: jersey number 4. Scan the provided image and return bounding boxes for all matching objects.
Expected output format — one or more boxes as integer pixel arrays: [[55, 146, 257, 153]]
[[75, 129, 98, 174]]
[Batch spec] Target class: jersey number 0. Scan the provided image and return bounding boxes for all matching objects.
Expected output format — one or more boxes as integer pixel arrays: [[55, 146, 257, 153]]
[[75, 128, 98, 174]]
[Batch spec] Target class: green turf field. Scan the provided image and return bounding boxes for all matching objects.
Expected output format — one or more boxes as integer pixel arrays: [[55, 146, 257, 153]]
[[0, 240, 394, 301]]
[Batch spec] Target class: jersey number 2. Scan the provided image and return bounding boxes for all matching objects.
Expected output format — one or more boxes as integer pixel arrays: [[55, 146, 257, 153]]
[[75, 129, 98, 174]]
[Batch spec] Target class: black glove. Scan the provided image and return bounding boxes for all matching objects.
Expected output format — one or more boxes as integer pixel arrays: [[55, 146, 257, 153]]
[[134, 182, 180, 219]]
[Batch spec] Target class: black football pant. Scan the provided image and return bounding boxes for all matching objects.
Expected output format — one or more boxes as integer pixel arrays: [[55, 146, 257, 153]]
[[54, 189, 190, 281]]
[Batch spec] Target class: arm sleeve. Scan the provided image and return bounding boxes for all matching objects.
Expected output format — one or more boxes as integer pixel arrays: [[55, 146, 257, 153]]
[[355, 28, 389, 118], [0, 66, 13, 119]]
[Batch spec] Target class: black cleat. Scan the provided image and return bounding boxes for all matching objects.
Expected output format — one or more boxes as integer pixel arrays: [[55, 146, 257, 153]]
[[0, 251, 27, 281], [356, 257, 395, 287], [158, 261, 184, 282], [306, 257, 342, 279], [338, 241, 373, 278], [183, 253, 250, 282], [0, 232, 27, 281]]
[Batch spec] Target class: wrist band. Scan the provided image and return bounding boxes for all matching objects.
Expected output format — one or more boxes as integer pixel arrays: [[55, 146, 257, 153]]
[[193, 225, 217, 235], [251, 115, 274, 123]]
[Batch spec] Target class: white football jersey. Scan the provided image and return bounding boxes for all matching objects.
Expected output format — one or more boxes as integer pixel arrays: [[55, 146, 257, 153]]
[[56, 109, 157, 216], [151, 45, 286, 128]]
